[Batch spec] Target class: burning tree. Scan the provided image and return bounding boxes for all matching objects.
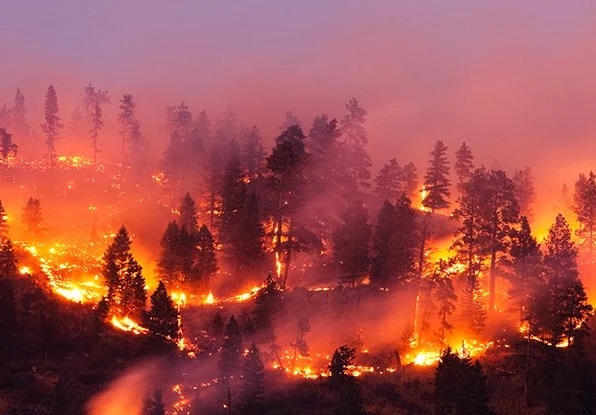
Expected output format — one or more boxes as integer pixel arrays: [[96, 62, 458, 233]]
[[267, 124, 308, 287], [0, 201, 8, 238], [41, 85, 63, 170], [102, 227, 147, 319]]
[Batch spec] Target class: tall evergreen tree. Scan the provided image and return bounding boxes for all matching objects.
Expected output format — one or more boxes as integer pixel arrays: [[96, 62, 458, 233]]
[[156, 221, 183, 288], [0, 201, 8, 238], [197, 225, 218, 292], [573, 171, 596, 256], [267, 125, 308, 288], [102, 227, 147, 318], [242, 125, 266, 177], [537, 214, 593, 346], [0, 128, 18, 164], [375, 158, 402, 201], [145, 281, 178, 339], [422, 140, 451, 212], [218, 315, 243, 411], [513, 167, 536, 222], [332, 201, 371, 287], [340, 98, 372, 191], [434, 347, 493, 415], [41, 85, 63, 170], [179, 192, 199, 235], [89, 100, 103, 173], [117, 94, 136, 170], [459, 274, 486, 336], [454, 142, 474, 193], [10, 88, 30, 140], [433, 261, 458, 343], [241, 343, 265, 415], [401, 161, 419, 199], [22, 197, 42, 237]]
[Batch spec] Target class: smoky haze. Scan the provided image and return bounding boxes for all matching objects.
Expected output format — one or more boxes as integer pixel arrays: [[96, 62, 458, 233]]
[[2, 1, 596, 186]]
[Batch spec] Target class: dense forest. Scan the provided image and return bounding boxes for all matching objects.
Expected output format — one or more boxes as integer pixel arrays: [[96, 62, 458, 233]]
[[0, 84, 595, 414]]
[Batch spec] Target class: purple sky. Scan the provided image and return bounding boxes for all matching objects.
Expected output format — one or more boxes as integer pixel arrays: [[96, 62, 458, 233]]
[[2, 0, 596, 187]]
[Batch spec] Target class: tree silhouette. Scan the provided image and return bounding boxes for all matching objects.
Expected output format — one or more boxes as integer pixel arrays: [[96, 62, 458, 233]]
[[41, 85, 63, 170], [22, 197, 42, 237], [422, 140, 451, 212], [142, 389, 166, 415], [332, 200, 371, 287], [434, 347, 493, 415], [145, 280, 178, 339], [241, 343, 265, 415], [454, 142, 474, 193], [0, 128, 18, 164]]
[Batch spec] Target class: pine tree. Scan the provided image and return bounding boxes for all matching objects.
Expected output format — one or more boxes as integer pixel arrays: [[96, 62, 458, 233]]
[[340, 98, 372, 191], [538, 214, 593, 346], [230, 192, 264, 274], [218, 315, 243, 410], [513, 167, 536, 221], [242, 125, 266, 177], [332, 201, 371, 287], [422, 140, 451, 212], [434, 347, 493, 415], [329, 345, 356, 379], [41, 85, 63, 170], [0, 239, 18, 337], [401, 161, 418, 199], [573, 171, 596, 256], [197, 225, 217, 292], [89, 100, 103, 173], [253, 273, 283, 343], [267, 125, 308, 288], [370, 200, 396, 287], [11, 88, 30, 140], [433, 261, 458, 343], [375, 158, 402, 201], [179, 192, 199, 235], [454, 142, 474, 192], [22, 197, 42, 237], [459, 275, 486, 336], [0, 128, 18, 164], [241, 343, 265, 415], [117, 94, 136, 170], [156, 221, 183, 288], [0, 201, 8, 239], [142, 389, 166, 415], [146, 281, 178, 339], [102, 227, 147, 317]]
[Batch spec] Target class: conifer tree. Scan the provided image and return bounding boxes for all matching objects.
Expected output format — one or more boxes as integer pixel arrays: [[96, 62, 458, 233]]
[[0, 239, 18, 338], [156, 221, 182, 288], [117, 94, 136, 169], [454, 142, 474, 192], [0, 201, 8, 238], [22, 197, 42, 237], [370, 200, 396, 287], [332, 200, 371, 287], [329, 345, 356, 379], [375, 158, 402, 201], [573, 171, 596, 256], [242, 125, 266, 177], [537, 214, 593, 346], [89, 101, 103, 172], [241, 343, 265, 415], [434, 347, 493, 415], [279, 111, 300, 131], [401, 161, 419, 199], [179, 192, 199, 235], [146, 281, 178, 339], [423, 140, 451, 212], [197, 225, 217, 292], [218, 315, 243, 411], [0, 128, 18, 164], [102, 227, 147, 317], [253, 273, 283, 343], [340, 98, 372, 191], [513, 166, 536, 221], [41, 85, 63, 170], [433, 261, 458, 343], [11, 88, 30, 140], [459, 275, 486, 336]]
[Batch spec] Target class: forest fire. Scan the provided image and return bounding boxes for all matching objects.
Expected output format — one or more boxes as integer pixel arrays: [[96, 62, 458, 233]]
[[110, 316, 148, 334]]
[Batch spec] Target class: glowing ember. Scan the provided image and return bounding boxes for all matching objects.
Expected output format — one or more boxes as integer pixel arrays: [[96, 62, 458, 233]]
[[19, 266, 31, 275]]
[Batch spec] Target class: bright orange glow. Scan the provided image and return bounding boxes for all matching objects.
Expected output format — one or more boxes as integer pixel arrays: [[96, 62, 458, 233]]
[[204, 290, 215, 305], [110, 316, 148, 335]]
